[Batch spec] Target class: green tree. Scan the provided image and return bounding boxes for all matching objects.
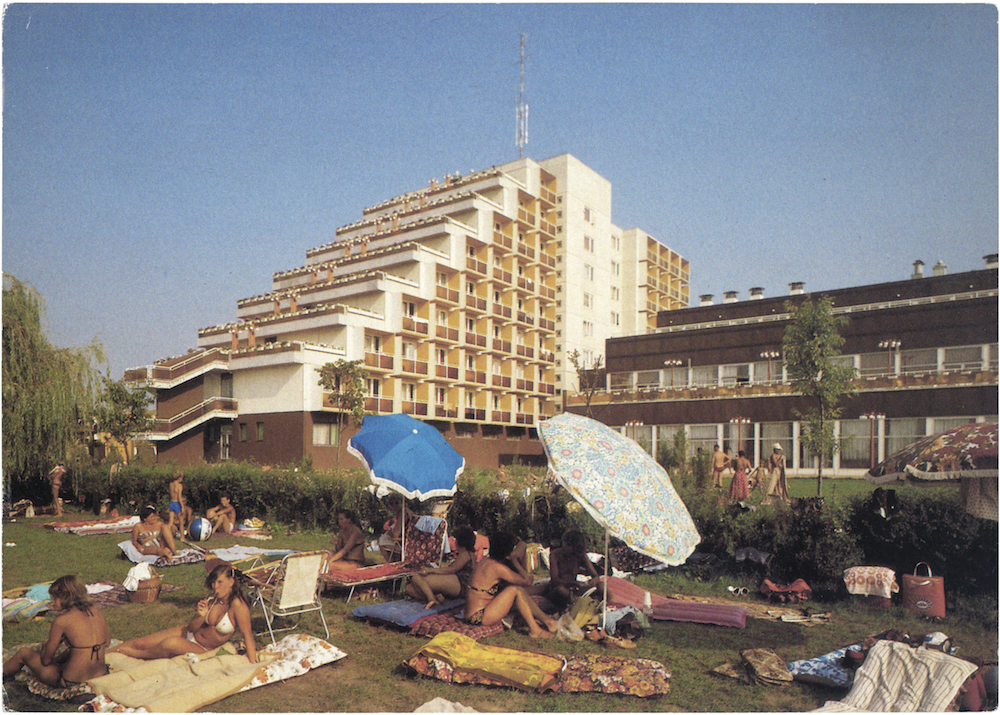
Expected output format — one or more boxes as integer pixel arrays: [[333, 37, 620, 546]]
[[2, 275, 105, 490], [782, 296, 857, 497], [566, 349, 604, 418], [95, 378, 154, 465], [316, 358, 368, 469]]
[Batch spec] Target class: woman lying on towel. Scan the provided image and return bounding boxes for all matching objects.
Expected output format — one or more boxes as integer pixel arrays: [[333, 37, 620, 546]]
[[327, 509, 367, 572], [3, 575, 111, 687], [405, 524, 476, 608], [464, 531, 559, 639], [109, 563, 258, 663]]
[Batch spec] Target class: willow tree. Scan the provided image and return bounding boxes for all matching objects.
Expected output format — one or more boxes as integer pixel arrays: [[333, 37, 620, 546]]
[[316, 358, 368, 469], [782, 296, 857, 497], [2, 275, 105, 490]]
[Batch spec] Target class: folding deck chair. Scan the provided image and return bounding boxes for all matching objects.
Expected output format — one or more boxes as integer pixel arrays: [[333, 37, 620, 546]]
[[245, 550, 331, 645], [323, 516, 448, 602]]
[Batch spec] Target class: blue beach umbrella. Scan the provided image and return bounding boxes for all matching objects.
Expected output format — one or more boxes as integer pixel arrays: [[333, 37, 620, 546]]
[[347, 414, 464, 501]]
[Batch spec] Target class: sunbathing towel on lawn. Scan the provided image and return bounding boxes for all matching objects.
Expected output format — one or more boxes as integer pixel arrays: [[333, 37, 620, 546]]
[[405, 633, 670, 697], [117, 540, 205, 566], [353, 598, 463, 628], [84, 634, 346, 713], [409, 609, 506, 640], [788, 644, 862, 688], [604, 576, 747, 628], [812, 640, 978, 712], [206, 545, 296, 563], [47, 516, 140, 535]]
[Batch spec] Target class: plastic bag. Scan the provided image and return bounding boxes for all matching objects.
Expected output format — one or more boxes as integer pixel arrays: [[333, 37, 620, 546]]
[[556, 612, 584, 641]]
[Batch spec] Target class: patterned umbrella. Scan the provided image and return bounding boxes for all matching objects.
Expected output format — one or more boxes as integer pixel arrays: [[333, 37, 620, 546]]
[[538, 412, 700, 566], [866, 422, 997, 521], [348, 414, 463, 501]]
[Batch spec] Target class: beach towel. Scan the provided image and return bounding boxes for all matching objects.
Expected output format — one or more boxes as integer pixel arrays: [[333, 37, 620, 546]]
[[353, 598, 463, 628], [207, 545, 296, 562], [812, 640, 978, 712], [117, 540, 205, 566], [409, 609, 506, 640], [604, 577, 747, 628], [843, 567, 899, 600], [47, 516, 139, 535], [788, 644, 862, 688], [408, 632, 564, 692], [405, 638, 671, 697]]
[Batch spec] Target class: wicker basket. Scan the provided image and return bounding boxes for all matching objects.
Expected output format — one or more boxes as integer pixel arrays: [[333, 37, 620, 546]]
[[128, 571, 162, 603]]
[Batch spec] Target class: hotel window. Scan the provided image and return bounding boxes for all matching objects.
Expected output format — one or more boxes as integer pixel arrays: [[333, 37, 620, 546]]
[[611, 311, 620, 326], [437, 310, 447, 324], [584, 235, 595, 253], [367, 378, 381, 396], [239, 423, 247, 442], [611, 234, 620, 251], [435, 387, 446, 404], [403, 301, 416, 317], [437, 348, 446, 364], [256, 422, 265, 442], [466, 355, 475, 370], [365, 334, 381, 353], [583, 206, 592, 223], [583, 293, 593, 308], [403, 383, 416, 401], [312, 423, 337, 446], [436, 272, 448, 286], [584, 264, 594, 281], [402, 342, 416, 359], [611, 286, 620, 301], [611, 261, 620, 276], [583, 320, 594, 337]]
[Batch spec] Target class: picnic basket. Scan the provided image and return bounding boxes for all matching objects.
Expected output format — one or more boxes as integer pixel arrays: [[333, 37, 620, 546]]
[[128, 568, 162, 603]]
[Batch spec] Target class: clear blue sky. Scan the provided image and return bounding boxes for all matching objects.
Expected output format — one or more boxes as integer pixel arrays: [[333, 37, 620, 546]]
[[4, 4, 997, 379]]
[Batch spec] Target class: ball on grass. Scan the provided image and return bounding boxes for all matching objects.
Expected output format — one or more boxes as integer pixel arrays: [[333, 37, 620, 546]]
[[189, 517, 213, 541]]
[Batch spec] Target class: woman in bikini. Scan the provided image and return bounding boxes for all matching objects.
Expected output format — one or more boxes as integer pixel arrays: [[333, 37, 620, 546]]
[[130, 506, 177, 558], [405, 524, 476, 608], [3, 575, 110, 687], [326, 509, 367, 571], [109, 563, 257, 663], [463, 531, 558, 639]]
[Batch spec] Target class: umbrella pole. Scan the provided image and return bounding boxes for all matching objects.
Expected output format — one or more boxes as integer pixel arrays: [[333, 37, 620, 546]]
[[602, 529, 609, 632]]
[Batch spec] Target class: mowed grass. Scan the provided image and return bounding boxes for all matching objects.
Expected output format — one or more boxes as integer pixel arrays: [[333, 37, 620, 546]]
[[3, 494, 996, 713]]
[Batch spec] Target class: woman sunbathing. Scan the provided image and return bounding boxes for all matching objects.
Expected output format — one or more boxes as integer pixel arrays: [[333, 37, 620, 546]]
[[405, 524, 476, 608], [327, 509, 367, 571], [109, 563, 257, 663], [463, 531, 558, 639], [131, 506, 177, 558], [3, 575, 111, 687]]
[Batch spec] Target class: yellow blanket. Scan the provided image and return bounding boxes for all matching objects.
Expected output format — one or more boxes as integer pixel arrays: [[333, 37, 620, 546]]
[[416, 632, 564, 692], [89, 645, 277, 713]]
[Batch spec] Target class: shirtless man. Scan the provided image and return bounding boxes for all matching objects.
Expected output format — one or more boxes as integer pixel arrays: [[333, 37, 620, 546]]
[[131, 506, 177, 558], [206, 494, 237, 535], [167, 471, 185, 537], [711, 446, 728, 489], [47, 462, 66, 516]]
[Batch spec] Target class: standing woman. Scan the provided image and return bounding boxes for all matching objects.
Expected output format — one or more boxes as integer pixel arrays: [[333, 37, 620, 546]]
[[3, 575, 110, 687], [765, 443, 791, 504], [110, 563, 257, 663], [729, 450, 752, 502]]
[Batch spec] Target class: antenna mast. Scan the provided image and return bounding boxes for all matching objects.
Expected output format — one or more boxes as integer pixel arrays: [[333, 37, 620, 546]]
[[516, 33, 528, 158]]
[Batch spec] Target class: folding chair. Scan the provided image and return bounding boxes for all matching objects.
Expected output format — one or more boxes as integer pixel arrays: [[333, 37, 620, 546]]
[[246, 550, 330, 645]]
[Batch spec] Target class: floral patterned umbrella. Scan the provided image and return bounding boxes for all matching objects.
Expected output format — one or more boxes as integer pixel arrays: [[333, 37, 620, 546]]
[[867, 422, 998, 483], [866, 422, 997, 521], [538, 412, 700, 566]]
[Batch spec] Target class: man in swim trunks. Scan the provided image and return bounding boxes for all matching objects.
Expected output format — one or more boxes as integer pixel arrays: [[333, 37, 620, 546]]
[[711, 445, 728, 489], [167, 470, 185, 538]]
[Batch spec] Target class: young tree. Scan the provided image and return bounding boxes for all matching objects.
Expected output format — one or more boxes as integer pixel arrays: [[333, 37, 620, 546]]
[[566, 349, 605, 418], [782, 296, 857, 497], [316, 358, 368, 469], [2, 275, 105, 491], [95, 378, 155, 465]]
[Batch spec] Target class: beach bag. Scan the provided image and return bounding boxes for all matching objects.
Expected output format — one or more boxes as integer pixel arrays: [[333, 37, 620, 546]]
[[901, 562, 945, 619], [569, 594, 602, 630]]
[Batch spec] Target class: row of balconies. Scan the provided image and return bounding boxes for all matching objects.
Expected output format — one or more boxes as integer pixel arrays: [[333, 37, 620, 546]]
[[364, 351, 555, 389], [357, 394, 547, 426]]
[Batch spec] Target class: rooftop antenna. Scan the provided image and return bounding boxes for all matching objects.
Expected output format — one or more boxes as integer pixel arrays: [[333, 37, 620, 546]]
[[516, 33, 528, 158]]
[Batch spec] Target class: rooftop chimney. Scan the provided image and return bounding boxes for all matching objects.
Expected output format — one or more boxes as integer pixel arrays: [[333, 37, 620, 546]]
[[911, 260, 925, 279], [789, 281, 805, 295], [723, 290, 739, 303], [699, 294, 714, 306], [985, 253, 998, 269], [933, 260, 947, 277], [749, 287, 764, 300]]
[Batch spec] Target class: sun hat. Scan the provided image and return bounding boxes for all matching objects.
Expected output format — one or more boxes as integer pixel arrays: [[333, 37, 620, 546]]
[[773, 443, 783, 451]]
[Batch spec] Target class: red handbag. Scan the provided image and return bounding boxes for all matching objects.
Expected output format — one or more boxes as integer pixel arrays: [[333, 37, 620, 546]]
[[901, 562, 946, 619]]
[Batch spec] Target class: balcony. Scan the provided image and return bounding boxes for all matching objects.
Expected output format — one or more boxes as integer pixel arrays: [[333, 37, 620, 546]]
[[515, 379, 535, 392], [465, 295, 487, 313], [465, 369, 487, 385], [400, 358, 429, 376], [539, 186, 556, 206], [464, 408, 487, 421], [493, 304, 513, 319], [538, 382, 555, 395], [466, 257, 487, 274], [464, 332, 487, 349], [517, 208, 536, 226], [435, 404, 459, 419], [516, 413, 534, 425], [539, 349, 555, 363], [435, 364, 459, 380], [492, 374, 512, 388], [364, 352, 394, 371], [364, 396, 394, 413], [402, 401, 429, 417], [436, 285, 459, 304], [125, 348, 230, 390], [516, 276, 535, 293], [142, 397, 238, 441], [538, 251, 556, 268], [492, 267, 512, 285], [538, 285, 556, 301], [492, 338, 512, 354], [402, 316, 429, 335], [517, 243, 536, 262], [537, 317, 555, 332], [539, 219, 556, 237], [516, 345, 535, 359], [493, 231, 513, 252], [492, 411, 511, 423], [435, 325, 459, 342]]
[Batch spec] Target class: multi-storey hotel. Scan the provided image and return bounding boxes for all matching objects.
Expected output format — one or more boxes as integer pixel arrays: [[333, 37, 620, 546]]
[[567, 256, 998, 477], [125, 154, 689, 469]]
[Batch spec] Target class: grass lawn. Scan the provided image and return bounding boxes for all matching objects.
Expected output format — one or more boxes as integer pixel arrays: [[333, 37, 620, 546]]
[[3, 494, 996, 713]]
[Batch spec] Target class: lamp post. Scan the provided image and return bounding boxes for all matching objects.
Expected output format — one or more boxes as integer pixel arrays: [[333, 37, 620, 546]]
[[729, 417, 751, 455], [878, 340, 901, 375], [861, 413, 885, 470], [760, 350, 780, 383], [663, 359, 682, 388]]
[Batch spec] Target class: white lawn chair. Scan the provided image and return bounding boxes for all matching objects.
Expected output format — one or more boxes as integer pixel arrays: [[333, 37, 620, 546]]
[[247, 550, 330, 645]]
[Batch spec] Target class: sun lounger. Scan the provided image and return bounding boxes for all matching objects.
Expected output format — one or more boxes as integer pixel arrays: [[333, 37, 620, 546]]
[[604, 576, 747, 628]]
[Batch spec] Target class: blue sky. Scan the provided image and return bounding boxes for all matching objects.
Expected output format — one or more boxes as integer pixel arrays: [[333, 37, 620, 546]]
[[3, 4, 997, 378]]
